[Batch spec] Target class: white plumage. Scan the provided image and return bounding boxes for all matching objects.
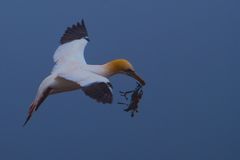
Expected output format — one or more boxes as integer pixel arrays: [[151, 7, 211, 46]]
[[52, 38, 109, 87], [24, 20, 145, 126]]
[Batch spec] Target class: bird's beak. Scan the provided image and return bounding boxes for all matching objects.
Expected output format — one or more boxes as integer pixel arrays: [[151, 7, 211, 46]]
[[128, 71, 145, 86]]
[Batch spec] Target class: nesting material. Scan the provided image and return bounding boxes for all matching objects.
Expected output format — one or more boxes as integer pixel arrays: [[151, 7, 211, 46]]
[[118, 83, 144, 117]]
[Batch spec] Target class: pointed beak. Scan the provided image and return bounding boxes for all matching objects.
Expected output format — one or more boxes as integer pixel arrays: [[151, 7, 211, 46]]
[[128, 71, 145, 86]]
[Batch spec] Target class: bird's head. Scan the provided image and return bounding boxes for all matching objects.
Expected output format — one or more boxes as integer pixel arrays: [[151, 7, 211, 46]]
[[105, 59, 145, 86]]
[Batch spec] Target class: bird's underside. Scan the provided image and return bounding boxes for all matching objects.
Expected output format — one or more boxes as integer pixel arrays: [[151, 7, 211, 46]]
[[23, 73, 113, 126]]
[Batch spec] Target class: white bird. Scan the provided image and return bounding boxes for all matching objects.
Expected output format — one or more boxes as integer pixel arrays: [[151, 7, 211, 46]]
[[24, 20, 145, 126]]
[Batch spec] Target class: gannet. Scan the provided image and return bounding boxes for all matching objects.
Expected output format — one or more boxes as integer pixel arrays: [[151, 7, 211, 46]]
[[23, 20, 145, 126]]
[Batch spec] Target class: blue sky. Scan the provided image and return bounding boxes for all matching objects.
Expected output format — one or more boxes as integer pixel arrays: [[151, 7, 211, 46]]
[[0, 0, 240, 159]]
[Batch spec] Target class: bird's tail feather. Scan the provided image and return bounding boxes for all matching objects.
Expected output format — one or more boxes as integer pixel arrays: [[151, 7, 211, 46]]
[[23, 88, 52, 126], [23, 102, 37, 126]]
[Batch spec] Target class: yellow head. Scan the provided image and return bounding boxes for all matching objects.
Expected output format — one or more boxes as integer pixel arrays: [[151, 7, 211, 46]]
[[105, 59, 145, 85]]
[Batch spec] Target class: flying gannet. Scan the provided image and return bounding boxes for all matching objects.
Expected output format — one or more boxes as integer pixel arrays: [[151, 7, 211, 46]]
[[23, 20, 145, 126]]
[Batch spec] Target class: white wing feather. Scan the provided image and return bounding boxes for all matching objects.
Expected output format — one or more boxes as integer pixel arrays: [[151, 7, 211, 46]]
[[56, 68, 113, 103], [52, 37, 111, 92], [53, 39, 88, 65], [57, 68, 111, 88]]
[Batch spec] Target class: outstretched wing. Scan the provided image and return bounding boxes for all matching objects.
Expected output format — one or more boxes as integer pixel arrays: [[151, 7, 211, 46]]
[[82, 82, 113, 104], [53, 20, 89, 67], [60, 20, 89, 45], [58, 69, 113, 104]]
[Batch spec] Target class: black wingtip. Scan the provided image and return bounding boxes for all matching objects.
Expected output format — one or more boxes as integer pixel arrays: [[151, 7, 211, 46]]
[[60, 19, 89, 44], [22, 115, 31, 127]]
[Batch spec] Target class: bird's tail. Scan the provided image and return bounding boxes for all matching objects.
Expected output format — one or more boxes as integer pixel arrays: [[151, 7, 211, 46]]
[[23, 87, 52, 126], [23, 101, 38, 126]]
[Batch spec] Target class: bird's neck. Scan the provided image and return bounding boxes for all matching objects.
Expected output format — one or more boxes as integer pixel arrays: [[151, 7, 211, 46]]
[[103, 60, 125, 76], [86, 60, 122, 77]]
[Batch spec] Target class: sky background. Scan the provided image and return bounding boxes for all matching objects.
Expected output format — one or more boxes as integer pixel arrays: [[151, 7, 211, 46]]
[[0, 0, 240, 159]]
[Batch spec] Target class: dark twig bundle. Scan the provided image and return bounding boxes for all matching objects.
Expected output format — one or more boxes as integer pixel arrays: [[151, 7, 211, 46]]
[[118, 83, 144, 117]]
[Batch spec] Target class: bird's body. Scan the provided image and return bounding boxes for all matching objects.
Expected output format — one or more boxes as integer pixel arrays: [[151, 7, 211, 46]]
[[24, 20, 145, 126], [37, 63, 111, 96]]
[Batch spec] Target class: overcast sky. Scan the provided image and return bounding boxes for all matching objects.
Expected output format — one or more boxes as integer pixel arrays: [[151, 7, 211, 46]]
[[0, 0, 240, 159]]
